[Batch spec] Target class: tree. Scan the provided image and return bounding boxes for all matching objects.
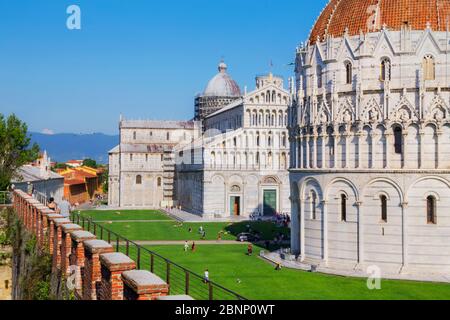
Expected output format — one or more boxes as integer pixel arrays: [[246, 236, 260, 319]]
[[82, 158, 97, 168], [0, 114, 40, 191], [53, 163, 68, 170]]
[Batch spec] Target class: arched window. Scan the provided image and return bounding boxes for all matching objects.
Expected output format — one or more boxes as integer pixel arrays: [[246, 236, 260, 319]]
[[256, 152, 260, 165], [427, 195, 437, 224], [133, 131, 137, 140], [130, 154, 133, 161], [394, 127, 402, 154], [380, 195, 388, 222], [157, 177, 162, 187], [345, 61, 352, 84], [381, 58, 391, 81], [268, 136, 272, 147], [282, 134, 287, 147], [340, 194, 347, 222], [311, 191, 317, 220], [423, 55, 435, 81], [166, 132, 170, 141], [256, 134, 260, 147], [136, 175, 142, 185], [317, 65, 323, 88], [268, 152, 273, 166]]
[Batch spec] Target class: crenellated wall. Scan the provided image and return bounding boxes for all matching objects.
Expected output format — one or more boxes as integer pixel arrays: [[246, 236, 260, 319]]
[[10, 189, 183, 301]]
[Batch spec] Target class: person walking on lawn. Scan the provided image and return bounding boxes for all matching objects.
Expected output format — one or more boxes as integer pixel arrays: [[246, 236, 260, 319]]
[[204, 269, 209, 283], [247, 243, 253, 256], [184, 241, 189, 252], [191, 241, 196, 252]]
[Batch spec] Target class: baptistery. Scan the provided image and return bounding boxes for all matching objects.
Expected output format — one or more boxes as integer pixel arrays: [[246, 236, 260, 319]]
[[289, 0, 450, 276]]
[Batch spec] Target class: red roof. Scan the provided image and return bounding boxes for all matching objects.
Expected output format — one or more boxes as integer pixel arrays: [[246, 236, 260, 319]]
[[310, 0, 450, 44], [64, 179, 86, 186]]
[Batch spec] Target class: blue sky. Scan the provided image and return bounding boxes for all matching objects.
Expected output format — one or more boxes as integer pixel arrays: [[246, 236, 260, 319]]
[[0, 0, 327, 135]]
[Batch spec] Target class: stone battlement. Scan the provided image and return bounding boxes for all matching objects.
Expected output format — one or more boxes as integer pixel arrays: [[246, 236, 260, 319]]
[[11, 189, 190, 301]]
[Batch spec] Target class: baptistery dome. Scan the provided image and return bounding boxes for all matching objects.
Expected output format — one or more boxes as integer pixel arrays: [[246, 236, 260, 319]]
[[310, 0, 450, 43], [203, 62, 241, 97]]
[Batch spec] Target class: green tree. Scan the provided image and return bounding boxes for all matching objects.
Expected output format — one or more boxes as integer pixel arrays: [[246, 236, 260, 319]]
[[82, 158, 97, 168], [52, 162, 68, 170], [0, 114, 39, 191]]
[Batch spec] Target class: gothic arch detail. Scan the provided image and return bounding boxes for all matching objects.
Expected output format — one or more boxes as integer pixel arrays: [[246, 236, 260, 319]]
[[361, 98, 383, 123]]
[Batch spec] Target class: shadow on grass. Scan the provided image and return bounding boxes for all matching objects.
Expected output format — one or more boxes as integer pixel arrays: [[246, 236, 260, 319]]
[[223, 221, 290, 251]]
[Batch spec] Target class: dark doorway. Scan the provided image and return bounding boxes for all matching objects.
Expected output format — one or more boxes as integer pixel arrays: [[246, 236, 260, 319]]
[[230, 196, 240, 216], [263, 190, 277, 216]]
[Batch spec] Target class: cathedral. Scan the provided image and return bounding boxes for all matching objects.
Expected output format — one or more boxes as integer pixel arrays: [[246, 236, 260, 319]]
[[109, 62, 292, 218], [289, 0, 450, 276]]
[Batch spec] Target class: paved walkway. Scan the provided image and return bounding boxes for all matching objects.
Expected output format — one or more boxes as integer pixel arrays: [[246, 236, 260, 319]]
[[260, 251, 450, 283], [162, 208, 249, 223]]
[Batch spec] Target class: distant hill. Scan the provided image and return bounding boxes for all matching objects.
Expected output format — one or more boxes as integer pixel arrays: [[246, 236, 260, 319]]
[[30, 132, 119, 164]]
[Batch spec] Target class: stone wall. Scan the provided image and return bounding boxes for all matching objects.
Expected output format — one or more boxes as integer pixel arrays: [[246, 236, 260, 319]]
[[10, 190, 185, 300]]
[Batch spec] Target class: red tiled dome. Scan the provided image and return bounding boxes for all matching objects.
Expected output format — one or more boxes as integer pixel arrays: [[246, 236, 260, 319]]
[[309, 0, 450, 43]]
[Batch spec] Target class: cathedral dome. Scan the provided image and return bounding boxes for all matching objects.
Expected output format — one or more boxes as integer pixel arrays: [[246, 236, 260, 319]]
[[203, 62, 241, 97], [309, 0, 450, 44]]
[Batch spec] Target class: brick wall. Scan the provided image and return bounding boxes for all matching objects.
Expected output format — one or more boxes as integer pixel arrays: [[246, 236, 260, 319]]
[[10, 189, 181, 301]]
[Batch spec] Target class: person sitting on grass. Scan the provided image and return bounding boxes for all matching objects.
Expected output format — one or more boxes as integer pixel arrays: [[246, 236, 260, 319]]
[[217, 232, 222, 241], [275, 263, 282, 271], [201, 230, 206, 240]]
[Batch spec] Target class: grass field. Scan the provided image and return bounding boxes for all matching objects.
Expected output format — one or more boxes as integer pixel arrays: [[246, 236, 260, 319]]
[[78, 209, 289, 241], [137, 244, 450, 300], [80, 209, 450, 300], [99, 221, 236, 241], [78, 210, 172, 221]]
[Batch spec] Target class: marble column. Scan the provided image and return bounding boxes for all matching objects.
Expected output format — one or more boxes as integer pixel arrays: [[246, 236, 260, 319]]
[[356, 201, 363, 265], [333, 132, 339, 169], [419, 130, 425, 169], [312, 134, 318, 169], [402, 132, 408, 169], [305, 134, 310, 169], [385, 131, 392, 169], [298, 137, 303, 169], [436, 130, 442, 169]]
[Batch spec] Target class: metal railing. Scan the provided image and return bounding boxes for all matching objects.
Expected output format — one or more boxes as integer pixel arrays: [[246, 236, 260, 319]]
[[0, 191, 11, 205], [71, 212, 247, 301], [33, 191, 49, 206]]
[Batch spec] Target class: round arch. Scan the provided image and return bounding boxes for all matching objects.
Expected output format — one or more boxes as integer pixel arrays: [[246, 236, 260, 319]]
[[324, 177, 360, 202], [363, 177, 404, 204]]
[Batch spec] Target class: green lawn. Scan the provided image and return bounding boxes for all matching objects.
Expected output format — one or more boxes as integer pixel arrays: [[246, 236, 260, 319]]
[[97, 220, 289, 242], [137, 244, 450, 300], [77, 209, 172, 221], [99, 221, 236, 241]]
